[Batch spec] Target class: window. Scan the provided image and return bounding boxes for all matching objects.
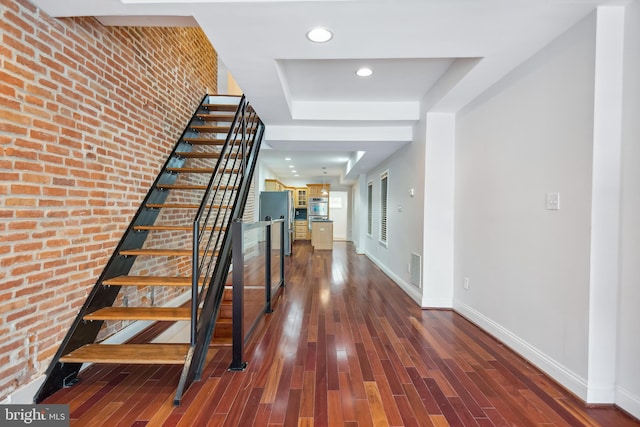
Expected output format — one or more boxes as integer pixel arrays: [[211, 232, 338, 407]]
[[367, 181, 373, 236], [380, 171, 388, 244]]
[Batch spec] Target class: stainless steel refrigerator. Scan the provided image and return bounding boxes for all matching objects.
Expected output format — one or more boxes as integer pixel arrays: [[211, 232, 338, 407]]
[[259, 191, 293, 255]]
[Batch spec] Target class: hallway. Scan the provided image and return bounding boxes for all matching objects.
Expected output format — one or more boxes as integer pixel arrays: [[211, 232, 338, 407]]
[[44, 241, 638, 426]]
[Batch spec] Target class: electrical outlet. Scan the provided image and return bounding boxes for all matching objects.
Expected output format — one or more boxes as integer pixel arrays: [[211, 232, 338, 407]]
[[463, 277, 470, 290]]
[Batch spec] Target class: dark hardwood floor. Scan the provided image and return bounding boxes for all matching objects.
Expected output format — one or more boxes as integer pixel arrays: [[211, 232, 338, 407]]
[[44, 241, 639, 426]]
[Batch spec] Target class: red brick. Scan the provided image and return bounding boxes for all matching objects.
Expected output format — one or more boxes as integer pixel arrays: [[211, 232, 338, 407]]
[[15, 209, 43, 218], [32, 118, 59, 133], [0, 278, 23, 292], [10, 185, 40, 195], [51, 53, 77, 73], [21, 173, 49, 184], [43, 187, 67, 197], [5, 146, 38, 160], [44, 165, 68, 175], [29, 234, 56, 248], [0, 108, 30, 124], [2, 33, 35, 57], [14, 161, 43, 172], [5, 198, 37, 207], [23, 35, 52, 57], [11, 262, 42, 276], [38, 199, 64, 207], [13, 241, 43, 252], [0, 121, 27, 135], [0, 82, 17, 98], [16, 54, 45, 75], [26, 271, 54, 284], [6, 306, 37, 322], [7, 220, 37, 230], [0, 16, 22, 40]]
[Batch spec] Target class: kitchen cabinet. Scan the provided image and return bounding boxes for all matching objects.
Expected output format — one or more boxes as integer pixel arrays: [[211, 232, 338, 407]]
[[295, 220, 309, 240], [294, 188, 307, 207], [265, 179, 286, 191], [311, 220, 333, 250], [307, 184, 329, 197]]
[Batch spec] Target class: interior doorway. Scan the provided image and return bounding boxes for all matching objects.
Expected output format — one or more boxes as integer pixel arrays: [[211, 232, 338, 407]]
[[329, 191, 348, 241]]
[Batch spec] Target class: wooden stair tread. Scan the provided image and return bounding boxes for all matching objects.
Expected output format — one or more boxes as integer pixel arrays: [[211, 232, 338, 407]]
[[190, 125, 256, 133], [156, 184, 237, 190], [133, 225, 224, 232], [146, 203, 200, 209], [190, 125, 231, 133], [182, 138, 226, 145], [85, 307, 191, 321], [203, 104, 237, 112], [166, 167, 239, 174], [103, 276, 197, 286], [60, 344, 190, 364], [120, 249, 192, 257], [157, 184, 208, 190], [175, 152, 221, 159], [119, 249, 218, 257], [166, 167, 213, 173], [146, 203, 231, 209], [197, 114, 236, 121], [175, 152, 245, 159]]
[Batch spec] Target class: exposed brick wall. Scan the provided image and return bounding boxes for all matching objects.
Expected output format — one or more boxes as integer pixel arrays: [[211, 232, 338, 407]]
[[0, 0, 217, 400]]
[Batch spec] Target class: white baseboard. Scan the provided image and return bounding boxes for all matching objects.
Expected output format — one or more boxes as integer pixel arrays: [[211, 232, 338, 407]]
[[3, 291, 191, 404], [453, 299, 589, 401], [2, 374, 46, 405], [363, 251, 422, 305], [616, 385, 640, 420], [454, 300, 640, 420], [422, 297, 454, 309]]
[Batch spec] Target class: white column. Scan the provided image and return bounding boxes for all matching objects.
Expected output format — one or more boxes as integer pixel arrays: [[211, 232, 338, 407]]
[[587, 5, 625, 404], [421, 113, 455, 308], [353, 173, 368, 254]]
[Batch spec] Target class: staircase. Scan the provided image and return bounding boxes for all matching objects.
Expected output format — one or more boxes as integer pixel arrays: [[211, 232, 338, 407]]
[[34, 94, 264, 405]]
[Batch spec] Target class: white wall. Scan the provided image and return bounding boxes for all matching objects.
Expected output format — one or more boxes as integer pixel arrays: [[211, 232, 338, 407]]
[[361, 134, 425, 303], [617, 0, 640, 417], [454, 12, 596, 399]]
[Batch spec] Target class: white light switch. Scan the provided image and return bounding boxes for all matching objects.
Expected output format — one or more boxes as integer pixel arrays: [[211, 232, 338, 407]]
[[546, 192, 560, 210]]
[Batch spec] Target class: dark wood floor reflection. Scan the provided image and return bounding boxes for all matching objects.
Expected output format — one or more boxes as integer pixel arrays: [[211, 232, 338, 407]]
[[45, 241, 639, 426]]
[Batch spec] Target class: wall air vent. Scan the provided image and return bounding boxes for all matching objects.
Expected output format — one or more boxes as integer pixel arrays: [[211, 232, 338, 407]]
[[410, 253, 422, 289]]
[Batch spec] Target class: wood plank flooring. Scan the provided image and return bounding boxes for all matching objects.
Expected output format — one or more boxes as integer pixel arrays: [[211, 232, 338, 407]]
[[44, 241, 639, 426]]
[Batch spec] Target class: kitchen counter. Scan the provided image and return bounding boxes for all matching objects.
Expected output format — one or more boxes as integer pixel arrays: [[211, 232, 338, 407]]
[[311, 219, 333, 250]]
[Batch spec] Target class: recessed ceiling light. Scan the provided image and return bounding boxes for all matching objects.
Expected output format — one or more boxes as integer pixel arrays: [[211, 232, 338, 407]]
[[356, 67, 373, 77], [292, 170, 297, 173], [306, 27, 333, 43], [289, 165, 294, 168], [285, 157, 291, 161]]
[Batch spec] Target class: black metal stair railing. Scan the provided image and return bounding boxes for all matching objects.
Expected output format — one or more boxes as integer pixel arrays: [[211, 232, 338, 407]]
[[173, 96, 264, 405]]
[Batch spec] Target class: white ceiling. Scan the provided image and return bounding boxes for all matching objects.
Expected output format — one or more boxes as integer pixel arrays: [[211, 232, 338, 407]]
[[30, 0, 622, 188]]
